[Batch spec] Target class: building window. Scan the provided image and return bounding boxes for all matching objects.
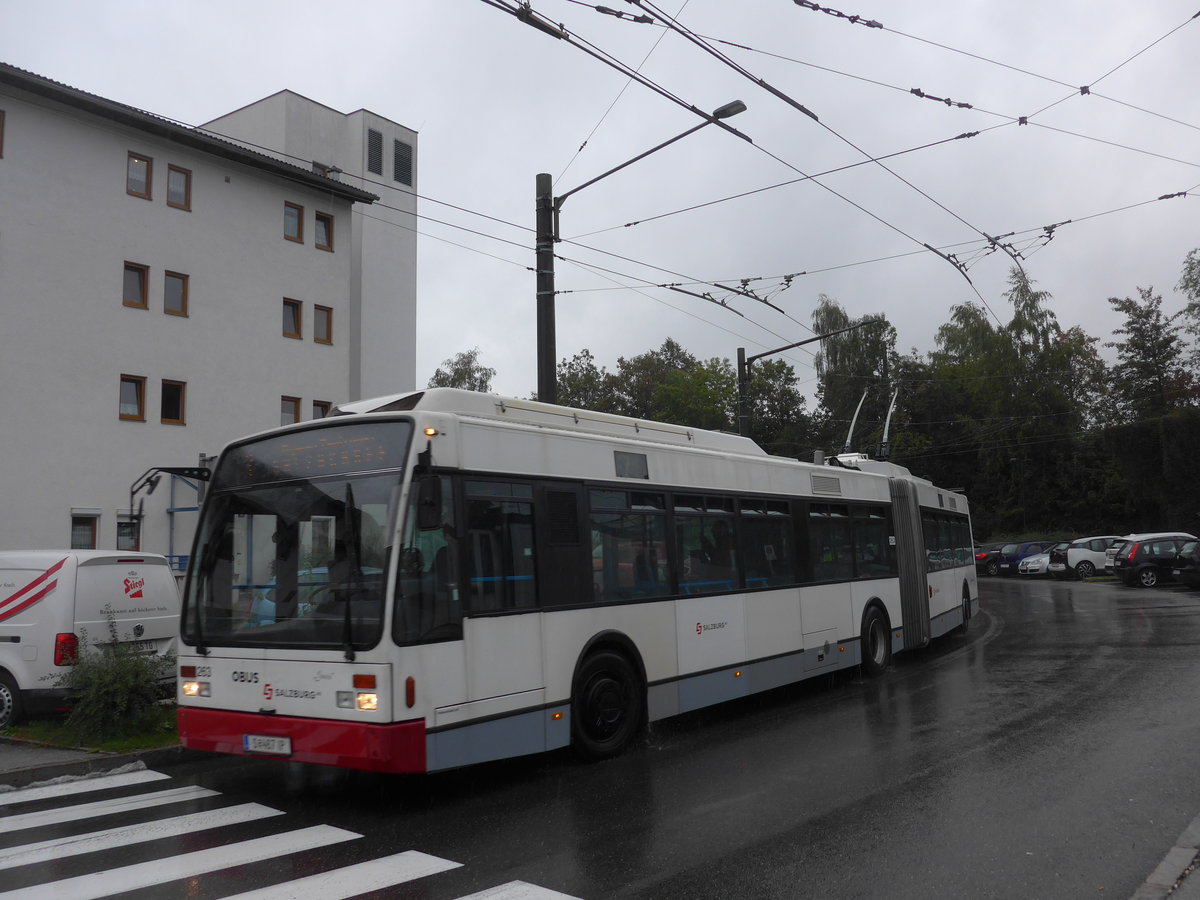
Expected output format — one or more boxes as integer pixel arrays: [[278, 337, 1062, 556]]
[[313, 400, 331, 419], [284, 202, 303, 242], [394, 139, 413, 186], [164, 271, 188, 316], [120, 375, 146, 421], [161, 380, 186, 425], [167, 165, 192, 210], [314, 305, 332, 344], [283, 299, 302, 338], [117, 519, 140, 551], [367, 128, 383, 175], [127, 152, 152, 198], [281, 396, 301, 425], [71, 516, 98, 550], [123, 262, 149, 308], [315, 212, 334, 251]]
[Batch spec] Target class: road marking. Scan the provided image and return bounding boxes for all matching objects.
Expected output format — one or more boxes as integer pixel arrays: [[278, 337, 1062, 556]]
[[0, 802, 283, 870], [458, 882, 584, 899], [219, 849, 462, 899], [0, 785, 219, 833], [0, 824, 360, 900], [0, 769, 170, 806]]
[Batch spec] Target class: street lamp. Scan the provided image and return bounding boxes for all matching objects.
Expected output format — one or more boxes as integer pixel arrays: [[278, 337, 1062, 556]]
[[535, 100, 749, 404], [736, 320, 881, 440]]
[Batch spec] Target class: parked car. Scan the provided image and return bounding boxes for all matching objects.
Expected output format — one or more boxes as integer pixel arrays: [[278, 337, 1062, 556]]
[[1172, 541, 1200, 590], [1020, 541, 1069, 577], [974, 541, 1007, 577], [997, 540, 1053, 576], [1050, 535, 1122, 580], [1110, 532, 1197, 587]]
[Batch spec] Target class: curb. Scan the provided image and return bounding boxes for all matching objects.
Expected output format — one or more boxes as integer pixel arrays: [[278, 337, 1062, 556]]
[[1130, 813, 1200, 899], [0, 736, 207, 790]]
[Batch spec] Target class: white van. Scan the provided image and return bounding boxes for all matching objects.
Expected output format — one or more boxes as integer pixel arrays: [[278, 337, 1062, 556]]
[[0, 551, 179, 728]]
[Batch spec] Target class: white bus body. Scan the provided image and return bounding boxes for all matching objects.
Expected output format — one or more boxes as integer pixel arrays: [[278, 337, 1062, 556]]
[[0, 551, 179, 728], [177, 389, 976, 772]]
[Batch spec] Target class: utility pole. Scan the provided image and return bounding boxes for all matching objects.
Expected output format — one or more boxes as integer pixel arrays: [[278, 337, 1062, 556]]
[[535, 173, 557, 404]]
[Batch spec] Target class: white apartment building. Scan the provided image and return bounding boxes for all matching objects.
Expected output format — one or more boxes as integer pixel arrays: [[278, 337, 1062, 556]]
[[0, 63, 418, 568]]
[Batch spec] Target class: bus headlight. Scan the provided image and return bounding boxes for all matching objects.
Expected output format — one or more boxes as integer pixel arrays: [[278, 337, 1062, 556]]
[[337, 691, 378, 711], [182, 681, 210, 698], [356, 692, 378, 711]]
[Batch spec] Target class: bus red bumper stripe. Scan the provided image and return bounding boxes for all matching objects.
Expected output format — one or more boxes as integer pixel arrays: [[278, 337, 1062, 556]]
[[177, 707, 427, 773]]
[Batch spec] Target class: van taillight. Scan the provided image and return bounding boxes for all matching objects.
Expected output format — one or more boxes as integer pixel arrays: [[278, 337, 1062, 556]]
[[54, 633, 79, 666], [1126, 543, 1141, 560]]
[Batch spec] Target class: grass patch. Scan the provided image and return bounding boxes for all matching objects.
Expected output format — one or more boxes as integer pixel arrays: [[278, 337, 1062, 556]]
[[1, 704, 179, 754]]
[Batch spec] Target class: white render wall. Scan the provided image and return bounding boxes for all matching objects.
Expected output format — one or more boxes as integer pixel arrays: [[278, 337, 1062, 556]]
[[204, 91, 418, 399], [0, 77, 413, 562]]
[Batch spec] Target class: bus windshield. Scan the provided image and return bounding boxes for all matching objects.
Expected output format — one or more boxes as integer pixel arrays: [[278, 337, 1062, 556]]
[[182, 422, 410, 650]]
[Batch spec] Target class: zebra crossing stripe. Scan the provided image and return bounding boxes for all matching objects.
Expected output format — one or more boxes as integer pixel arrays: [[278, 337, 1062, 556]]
[[0, 769, 170, 806], [0, 803, 283, 871], [456, 882, 584, 899], [0, 824, 360, 900], [0, 785, 218, 834], [217, 849, 462, 899]]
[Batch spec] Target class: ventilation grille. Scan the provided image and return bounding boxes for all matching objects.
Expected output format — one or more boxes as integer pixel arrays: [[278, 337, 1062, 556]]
[[811, 474, 842, 495], [393, 140, 413, 185], [367, 129, 383, 175]]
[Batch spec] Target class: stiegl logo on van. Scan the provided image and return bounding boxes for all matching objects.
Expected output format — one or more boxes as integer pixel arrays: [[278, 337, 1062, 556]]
[[123, 572, 145, 600]]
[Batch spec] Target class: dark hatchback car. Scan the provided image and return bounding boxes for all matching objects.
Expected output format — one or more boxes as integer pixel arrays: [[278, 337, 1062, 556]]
[[974, 542, 1006, 576], [996, 540, 1053, 576], [1111, 533, 1196, 587], [1172, 541, 1200, 589]]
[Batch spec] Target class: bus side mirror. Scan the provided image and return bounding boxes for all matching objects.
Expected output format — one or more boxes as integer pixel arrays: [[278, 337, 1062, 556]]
[[417, 475, 442, 531]]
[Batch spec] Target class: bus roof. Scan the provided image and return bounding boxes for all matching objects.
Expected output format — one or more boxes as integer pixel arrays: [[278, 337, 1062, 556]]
[[332, 388, 770, 457]]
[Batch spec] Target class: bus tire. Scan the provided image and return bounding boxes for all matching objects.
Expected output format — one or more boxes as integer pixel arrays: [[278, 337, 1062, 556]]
[[959, 586, 972, 635], [860, 605, 892, 678], [571, 650, 644, 761], [0, 671, 22, 731]]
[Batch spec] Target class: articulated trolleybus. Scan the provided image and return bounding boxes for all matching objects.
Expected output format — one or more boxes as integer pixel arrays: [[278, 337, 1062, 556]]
[[178, 388, 977, 773]]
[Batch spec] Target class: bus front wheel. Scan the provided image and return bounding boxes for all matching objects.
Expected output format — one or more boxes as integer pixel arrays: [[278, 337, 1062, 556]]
[[571, 650, 644, 761], [860, 606, 892, 677]]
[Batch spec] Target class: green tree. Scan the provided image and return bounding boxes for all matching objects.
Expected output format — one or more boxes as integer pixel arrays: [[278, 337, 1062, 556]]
[[555, 349, 619, 412], [612, 338, 697, 420], [654, 358, 737, 431], [427, 347, 495, 392], [742, 357, 811, 455], [1105, 287, 1188, 422]]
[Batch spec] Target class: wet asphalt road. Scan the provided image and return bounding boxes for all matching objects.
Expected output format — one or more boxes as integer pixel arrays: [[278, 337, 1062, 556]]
[[153, 577, 1200, 899]]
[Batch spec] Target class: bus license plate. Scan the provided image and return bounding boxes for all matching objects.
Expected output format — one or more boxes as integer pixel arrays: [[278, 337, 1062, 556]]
[[244, 734, 291, 756]]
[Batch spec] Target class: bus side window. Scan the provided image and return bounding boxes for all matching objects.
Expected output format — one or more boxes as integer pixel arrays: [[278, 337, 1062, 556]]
[[394, 477, 463, 644], [739, 499, 795, 588], [465, 483, 537, 612]]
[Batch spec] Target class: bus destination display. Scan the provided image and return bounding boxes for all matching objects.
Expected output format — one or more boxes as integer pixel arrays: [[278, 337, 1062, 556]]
[[216, 422, 413, 487]]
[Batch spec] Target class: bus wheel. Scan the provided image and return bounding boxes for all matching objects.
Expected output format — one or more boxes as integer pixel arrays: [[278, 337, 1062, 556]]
[[959, 588, 972, 635], [860, 606, 892, 677], [572, 650, 643, 761], [0, 671, 22, 731]]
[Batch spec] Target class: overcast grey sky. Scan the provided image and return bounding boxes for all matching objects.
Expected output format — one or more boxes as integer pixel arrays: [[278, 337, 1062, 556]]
[[4, 1, 1197, 400]]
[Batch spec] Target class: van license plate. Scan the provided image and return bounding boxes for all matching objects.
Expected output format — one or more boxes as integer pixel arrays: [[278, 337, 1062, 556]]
[[244, 734, 291, 756]]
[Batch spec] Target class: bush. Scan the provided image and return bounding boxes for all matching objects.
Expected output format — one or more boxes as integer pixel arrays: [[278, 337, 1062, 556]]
[[55, 605, 175, 744]]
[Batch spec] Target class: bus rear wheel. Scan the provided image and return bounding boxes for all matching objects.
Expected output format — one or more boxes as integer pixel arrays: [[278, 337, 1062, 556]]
[[860, 606, 892, 677], [0, 671, 21, 731], [572, 650, 643, 761]]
